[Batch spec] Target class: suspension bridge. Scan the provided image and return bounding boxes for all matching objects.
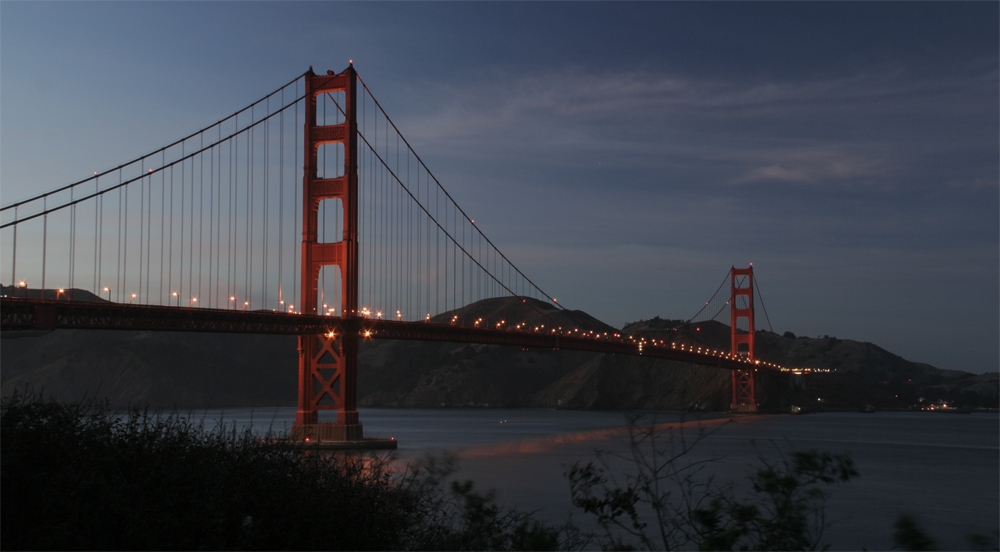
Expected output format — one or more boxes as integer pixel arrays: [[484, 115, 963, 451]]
[[1, 64, 781, 443]]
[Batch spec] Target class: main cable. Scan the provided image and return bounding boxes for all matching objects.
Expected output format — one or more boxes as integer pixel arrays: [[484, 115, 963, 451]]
[[2, 72, 309, 212]]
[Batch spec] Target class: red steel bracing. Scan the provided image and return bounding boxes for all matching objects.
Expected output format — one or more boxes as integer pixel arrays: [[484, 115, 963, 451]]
[[730, 265, 758, 412], [292, 65, 362, 442]]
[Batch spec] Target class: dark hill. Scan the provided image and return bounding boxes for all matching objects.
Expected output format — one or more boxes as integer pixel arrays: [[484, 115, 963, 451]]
[[430, 296, 617, 334], [618, 318, 998, 409], [1, 285, 106, 302], [2, 329, 296, 408]]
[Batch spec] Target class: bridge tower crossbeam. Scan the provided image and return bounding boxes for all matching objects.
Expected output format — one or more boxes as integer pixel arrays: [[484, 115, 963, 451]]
[[291, 64, 362, 442]]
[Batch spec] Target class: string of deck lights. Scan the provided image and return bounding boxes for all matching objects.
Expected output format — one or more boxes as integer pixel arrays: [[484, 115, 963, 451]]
[[320, 306, 786, 370]]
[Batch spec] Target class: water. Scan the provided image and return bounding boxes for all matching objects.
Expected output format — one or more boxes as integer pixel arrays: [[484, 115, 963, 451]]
[[201, 407, 999, 551]]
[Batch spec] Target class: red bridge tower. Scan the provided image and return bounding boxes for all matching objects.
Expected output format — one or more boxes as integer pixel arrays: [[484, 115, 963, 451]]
[[291, 65, 362, 442], [730, 265, 758, 412]]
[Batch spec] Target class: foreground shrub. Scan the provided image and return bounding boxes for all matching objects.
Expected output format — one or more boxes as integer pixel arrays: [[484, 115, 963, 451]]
[[1, 392, 565, 551], [567, 415, 859, 551]]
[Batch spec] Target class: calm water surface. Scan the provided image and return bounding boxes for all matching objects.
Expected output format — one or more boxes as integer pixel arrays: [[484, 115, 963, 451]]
[[202, 408, 998, 551]]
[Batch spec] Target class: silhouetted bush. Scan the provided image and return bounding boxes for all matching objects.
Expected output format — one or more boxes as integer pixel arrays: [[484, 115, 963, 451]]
[[893, 514, 938, 551], [1, 392, 566, 550], [567, 415, 859, 550]]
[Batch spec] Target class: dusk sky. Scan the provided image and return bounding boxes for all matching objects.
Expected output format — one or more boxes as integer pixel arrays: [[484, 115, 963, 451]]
[[2, 2, 997, 374]]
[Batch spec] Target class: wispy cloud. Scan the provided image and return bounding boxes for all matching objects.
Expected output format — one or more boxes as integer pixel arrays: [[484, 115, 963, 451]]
[[395, 62, 997, 196]]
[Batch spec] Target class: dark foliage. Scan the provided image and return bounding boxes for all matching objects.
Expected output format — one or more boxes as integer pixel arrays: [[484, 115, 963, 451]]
[[690, 449, 858, 551], [892, 514, 1000, 552], [1, 392, 567, 551], [893, 514, 938, 551], [566, 415, 859, 551]]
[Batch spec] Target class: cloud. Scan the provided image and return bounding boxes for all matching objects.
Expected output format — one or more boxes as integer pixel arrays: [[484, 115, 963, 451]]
[[728, 149, 889, 186], [389, 62, 997, 197]]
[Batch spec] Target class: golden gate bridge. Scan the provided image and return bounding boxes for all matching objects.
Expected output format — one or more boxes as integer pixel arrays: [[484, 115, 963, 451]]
[[1, 64, 781, 444]]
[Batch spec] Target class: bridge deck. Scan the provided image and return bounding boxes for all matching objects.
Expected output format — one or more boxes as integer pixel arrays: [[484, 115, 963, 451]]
[[0, 298, 774, 371]]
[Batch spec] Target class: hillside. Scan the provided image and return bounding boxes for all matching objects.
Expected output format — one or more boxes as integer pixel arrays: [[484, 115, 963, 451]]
[[619, 317, 999, 410], [1, 298, 996, 411]]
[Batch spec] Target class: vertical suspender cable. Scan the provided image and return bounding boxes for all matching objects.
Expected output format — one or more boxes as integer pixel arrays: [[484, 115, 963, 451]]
[[139, 162, 145, 302], [208, 138, 214, 307], [754, 276, 774, 332], [278, 89, 284, 308], [9, 209, 16, 289], [97, 192, 103, 295], [94, 180, 100, 293], [145, 168, 152, 302], [247, 108, 254, 308], [435, 177, 439, 315], [69, 188, 76, 293], [179, 145, 185, 303], [169, 165, 174, 302], [426, 170, 430, 317], [292, 85, 299, 311], [117, 183, 122, 302], [230, 122, 237, 306], [407, 150, 412, 319], [228, 123, 233, 305], [70, 190, 76, 293], [216, 127, 222, 307], [94, 178, 101, 295], [263, 100, 269, 310], [41, 197, 47, 293], [198, 134, 204, 306], [160, 153, 166, 304]]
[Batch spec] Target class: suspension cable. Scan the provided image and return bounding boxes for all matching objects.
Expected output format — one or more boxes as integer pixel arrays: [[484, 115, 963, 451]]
[[754, 276, 774, 332], [686, 271, 730, 323], [2, 72, 309, 212], [339, 79, 566, 310], [1, 93, 306, 230]]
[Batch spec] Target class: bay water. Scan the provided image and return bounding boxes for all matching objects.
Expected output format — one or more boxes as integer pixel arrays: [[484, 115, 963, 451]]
[[200, 407, 998, 550]]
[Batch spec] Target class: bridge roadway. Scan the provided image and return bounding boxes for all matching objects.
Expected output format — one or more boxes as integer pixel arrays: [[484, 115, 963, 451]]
[[0, 298, 775, 371]]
